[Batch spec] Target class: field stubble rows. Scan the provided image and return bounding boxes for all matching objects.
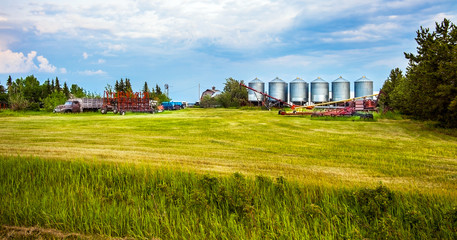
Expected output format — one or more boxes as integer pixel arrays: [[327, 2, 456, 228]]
[[0, 108, 456, 195]]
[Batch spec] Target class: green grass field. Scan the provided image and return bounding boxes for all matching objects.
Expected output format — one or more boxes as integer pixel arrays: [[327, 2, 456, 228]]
[[1, 108, 456, 239]]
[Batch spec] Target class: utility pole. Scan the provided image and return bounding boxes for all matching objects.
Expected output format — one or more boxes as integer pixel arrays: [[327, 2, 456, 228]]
[[198, 83, 200, 101]]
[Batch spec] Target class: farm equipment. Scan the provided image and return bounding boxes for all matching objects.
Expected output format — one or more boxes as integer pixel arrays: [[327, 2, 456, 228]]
[[54, 98, 103, 113], [282, 93, 380, 119], [239, 82, 380, 118], [100, 91, 157, 115], [239, 83, 296, 110]]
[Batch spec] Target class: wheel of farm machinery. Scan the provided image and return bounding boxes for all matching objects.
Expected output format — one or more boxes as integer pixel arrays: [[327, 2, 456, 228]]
[[120, 111, 126, 115], [113, 109, 118, 114], [278, 110, 283, 115], [101, 108, 107, 114]]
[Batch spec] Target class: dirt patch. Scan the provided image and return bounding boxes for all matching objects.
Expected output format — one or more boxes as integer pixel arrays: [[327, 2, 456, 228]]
[[0, 225, 145, 240]]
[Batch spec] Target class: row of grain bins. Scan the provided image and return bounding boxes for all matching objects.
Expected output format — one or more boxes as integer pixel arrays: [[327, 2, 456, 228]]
[[248, 76, 373, 105]]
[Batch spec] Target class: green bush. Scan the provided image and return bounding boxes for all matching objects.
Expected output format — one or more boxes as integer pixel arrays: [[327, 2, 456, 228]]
[[43, 91, 67, 112]]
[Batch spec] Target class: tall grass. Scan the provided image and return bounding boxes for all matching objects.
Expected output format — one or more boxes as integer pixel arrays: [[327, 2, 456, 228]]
[[1, 156, 456, 239]]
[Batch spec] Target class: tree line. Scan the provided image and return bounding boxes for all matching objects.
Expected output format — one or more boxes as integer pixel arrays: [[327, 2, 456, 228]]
[[104, 79, 170, 103], [379, 18, 457, 128], [0, 75, 94, 111]]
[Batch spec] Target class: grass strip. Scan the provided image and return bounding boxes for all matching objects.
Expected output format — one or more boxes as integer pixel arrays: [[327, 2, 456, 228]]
[[1, 156, 456, 239]]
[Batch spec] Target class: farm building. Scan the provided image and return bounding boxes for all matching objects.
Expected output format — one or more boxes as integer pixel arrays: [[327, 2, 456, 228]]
[[200, 86, 220, 100]]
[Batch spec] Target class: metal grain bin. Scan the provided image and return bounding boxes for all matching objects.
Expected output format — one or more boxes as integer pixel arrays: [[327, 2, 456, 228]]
[[354, 76, 373, 99], [289, 77, 308, 104], [311, 77, 329, 103], [248, 78, 265, 103], [268, 77, 288, 102], [332, 76, 350, 101]]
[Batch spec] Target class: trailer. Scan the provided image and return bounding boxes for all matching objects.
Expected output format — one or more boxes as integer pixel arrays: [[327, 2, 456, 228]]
[[100, 91, 156, 115]]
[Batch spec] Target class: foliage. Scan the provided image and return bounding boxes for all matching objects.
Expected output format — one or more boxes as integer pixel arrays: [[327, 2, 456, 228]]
[[43, 91, 67, 112], [218, 78, 248, 108], [70, 84, 86, 98], [399, 18, 457, 127], [63, 82, 70, 98], [200, 94, 220, 108], [8, 92, 28, 111], [1, 157, 456, 239], [54, 77, 61, 92]]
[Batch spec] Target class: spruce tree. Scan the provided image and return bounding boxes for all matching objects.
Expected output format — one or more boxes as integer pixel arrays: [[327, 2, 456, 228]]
[[55, 77, 61, 92], [63, 82, 70, 98]]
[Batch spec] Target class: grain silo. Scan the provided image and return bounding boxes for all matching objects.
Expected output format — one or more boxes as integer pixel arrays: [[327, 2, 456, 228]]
[[248, 78, 265, 103], [268, 77, 288, 103], [354, 76, 373, 98], [311, 77, 329, 103], [289, 77, 308, 105], [332, 76, 350, 101]]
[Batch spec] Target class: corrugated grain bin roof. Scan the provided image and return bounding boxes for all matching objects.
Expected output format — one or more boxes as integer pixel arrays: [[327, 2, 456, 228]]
[[250, 77, 263, 83], [355, 76, 372, 82], [270, 77, 285, 82], [312, 77, 327, 82], [333, 76, 349, 82], [291, 77, 305, 82]]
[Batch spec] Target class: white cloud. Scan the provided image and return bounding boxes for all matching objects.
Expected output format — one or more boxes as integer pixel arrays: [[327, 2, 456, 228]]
[[0, 49, 60, 73], [36, 55, 57, 72], [83, 52, 89, 59], [60, 67, 67, 74], [323, 22, 402, 43], [79, 69, 106, 75], [0, 50, 37, 73], [2, 0, 456, 51], [97, 59, 105, 64]]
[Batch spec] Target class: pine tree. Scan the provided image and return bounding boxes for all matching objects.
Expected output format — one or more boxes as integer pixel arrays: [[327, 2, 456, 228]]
[[155, 84, 162, 95], [125, 78, 132, 92], [51, 79, 55, 92], [143, 81, 149, 93], [7, 75, 12, 91], [119, 78, 125, 92], [115, 80, 120, 93], [55, 77, 61, 92], [404, 18, 457, 127], [63, 82, 70, 98]]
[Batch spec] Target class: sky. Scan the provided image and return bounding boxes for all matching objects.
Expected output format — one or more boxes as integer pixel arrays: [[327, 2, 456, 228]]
[[0, 0, 456, 102]]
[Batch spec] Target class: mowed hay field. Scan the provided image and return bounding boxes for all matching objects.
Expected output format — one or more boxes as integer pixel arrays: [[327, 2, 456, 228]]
[[1, 108, 457, 239], [1, 108, 456, 192]]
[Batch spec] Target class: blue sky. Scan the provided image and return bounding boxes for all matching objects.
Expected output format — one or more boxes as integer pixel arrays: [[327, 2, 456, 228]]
[[0, 0, 456, 102]]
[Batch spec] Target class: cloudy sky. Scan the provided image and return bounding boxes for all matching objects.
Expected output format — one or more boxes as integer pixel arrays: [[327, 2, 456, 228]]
[[0, 0, 456, 101]]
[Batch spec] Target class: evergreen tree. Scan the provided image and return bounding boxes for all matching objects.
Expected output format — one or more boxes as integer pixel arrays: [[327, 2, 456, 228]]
[[379, 68, 404, 110], [51, 79, 55, 92], [0, 82, 5, 94], [41, 80, 52, 99], [125, 78, 132, 92], [403, 18, 457, 127], [115, 80, 120, 93], [119, 78, 125, 92], [7, 75, 12, 91], [63, 82, 70, 98], [143, 81, 149, 93], [155, 84, 162, 95], [55, 77, 61, 92]]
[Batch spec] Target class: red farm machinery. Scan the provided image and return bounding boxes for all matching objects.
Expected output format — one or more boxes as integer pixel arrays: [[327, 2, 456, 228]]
[[101, 91, 157, 115]]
